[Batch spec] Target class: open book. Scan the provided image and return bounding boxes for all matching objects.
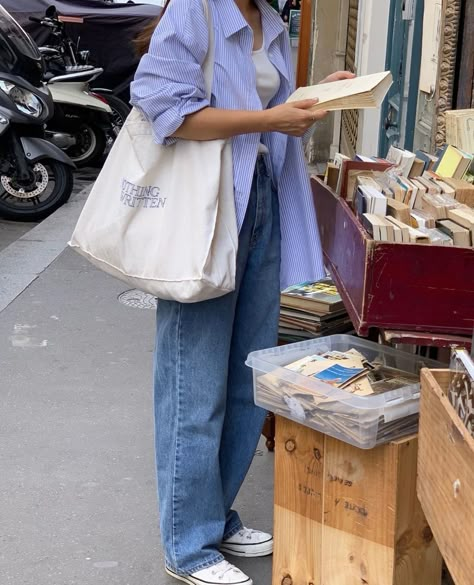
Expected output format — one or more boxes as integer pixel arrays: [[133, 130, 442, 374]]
[[287, 71, 393, 112]]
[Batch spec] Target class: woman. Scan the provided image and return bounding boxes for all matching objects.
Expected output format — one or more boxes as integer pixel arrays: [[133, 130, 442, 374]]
[[131, 1, 353, 584]]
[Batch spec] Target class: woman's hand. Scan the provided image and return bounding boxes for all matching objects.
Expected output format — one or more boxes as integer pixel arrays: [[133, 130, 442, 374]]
[[319, 70, 356, 84], [264, 99, 328, 137]]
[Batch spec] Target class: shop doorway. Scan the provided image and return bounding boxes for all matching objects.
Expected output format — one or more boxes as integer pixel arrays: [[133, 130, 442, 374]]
[[378, 0, 424, 157]]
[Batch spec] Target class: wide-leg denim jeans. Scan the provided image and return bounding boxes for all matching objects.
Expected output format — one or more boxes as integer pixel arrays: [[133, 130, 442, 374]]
[[153, 156, 281, 575]]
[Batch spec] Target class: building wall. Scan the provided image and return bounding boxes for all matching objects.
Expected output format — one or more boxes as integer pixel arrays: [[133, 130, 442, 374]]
[[355, 0, 391, 156], [307, 0, 349, 163], [308, 0, 390, 162]]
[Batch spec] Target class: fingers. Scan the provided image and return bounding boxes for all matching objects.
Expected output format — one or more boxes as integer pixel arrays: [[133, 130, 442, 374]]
[[290, 98, 319, 110], [313, 110, 329, 120], [334, 70, 356, 79]]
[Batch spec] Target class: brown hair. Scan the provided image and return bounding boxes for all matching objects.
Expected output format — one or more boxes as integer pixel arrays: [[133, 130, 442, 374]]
[[134, 0, 172, 57]]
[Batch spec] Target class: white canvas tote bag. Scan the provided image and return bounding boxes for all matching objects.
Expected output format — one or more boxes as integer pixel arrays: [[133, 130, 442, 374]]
[[69, 0, 237, 303]]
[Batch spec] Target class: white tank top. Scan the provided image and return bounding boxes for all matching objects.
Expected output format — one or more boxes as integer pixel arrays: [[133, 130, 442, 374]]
[[252, 45, 280, 109], [252, 44, 280, 153]]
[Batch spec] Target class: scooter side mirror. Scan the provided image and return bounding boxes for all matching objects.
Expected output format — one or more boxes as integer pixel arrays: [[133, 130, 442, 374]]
[[45, 6, 58, 18]]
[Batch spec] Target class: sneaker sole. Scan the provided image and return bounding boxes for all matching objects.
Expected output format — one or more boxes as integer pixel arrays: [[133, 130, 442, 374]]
[[165, 568, 196, 585], [220, 541, 273, 558], [165, 566, 253, 585]]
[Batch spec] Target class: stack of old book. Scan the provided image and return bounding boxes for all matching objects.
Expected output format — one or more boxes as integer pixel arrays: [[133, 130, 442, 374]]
[[386, 143, 473, 183], [279, 278, 353, 342], [325, 144, 474, 247]]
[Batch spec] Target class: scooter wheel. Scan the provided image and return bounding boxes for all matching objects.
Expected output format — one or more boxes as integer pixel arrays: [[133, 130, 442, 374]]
[[0, 159, 74, 222], [66, 123, 107, 168], [96, 93, 131, 132]]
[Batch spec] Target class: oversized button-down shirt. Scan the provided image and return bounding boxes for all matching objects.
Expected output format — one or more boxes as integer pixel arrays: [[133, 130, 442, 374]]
[[130, 0, 325, 289]]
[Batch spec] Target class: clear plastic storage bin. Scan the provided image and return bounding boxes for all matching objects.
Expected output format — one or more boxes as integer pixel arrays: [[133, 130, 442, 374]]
[[246, 335, 441, 449]]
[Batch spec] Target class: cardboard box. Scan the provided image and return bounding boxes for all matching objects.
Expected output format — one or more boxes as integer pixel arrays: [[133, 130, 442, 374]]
[[273, 416, 442, 585]]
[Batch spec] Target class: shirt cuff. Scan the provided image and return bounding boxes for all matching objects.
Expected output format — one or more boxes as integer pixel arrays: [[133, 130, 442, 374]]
[[152, 98, 211, 146]]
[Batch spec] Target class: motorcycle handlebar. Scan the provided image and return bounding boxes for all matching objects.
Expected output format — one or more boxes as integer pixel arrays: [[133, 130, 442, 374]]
[[29, 16, 57, 28]]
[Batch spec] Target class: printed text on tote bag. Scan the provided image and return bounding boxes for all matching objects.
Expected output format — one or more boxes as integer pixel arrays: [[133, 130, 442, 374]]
[[120, 179, 167, 209]]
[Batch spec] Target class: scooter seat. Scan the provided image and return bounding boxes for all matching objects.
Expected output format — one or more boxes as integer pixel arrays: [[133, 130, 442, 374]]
[[47, 67, 104, 84]]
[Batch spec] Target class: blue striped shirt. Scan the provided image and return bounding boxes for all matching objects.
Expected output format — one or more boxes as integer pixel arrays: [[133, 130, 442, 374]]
[[130, 0, 325, 289]]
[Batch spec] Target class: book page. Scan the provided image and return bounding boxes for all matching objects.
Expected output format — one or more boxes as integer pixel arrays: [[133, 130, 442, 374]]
[[287, 71, 392, 109]]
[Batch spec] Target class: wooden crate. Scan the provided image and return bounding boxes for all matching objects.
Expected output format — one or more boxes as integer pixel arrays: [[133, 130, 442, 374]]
[[418, 369, 474, 585], [311, 177, 474, 336], [273, 416, 442, 585]]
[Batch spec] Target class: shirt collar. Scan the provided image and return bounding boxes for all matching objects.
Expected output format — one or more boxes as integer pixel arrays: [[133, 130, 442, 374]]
[[213, 0, 286, 46]]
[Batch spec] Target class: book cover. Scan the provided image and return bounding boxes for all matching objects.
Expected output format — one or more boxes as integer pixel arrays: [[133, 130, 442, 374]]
[[325, 162, 340, 191], [355, 154, 374, 162], [288, 9, 301, 38], [447, 207, 474, 241], [285, 354, 329, 376], [415, 150, 438, 170], [386, 146, 404, 166], [313, 364, 366, 387], [442, 178, 474, 206], [407, 226, 431, 244], [417, 227, 454, 246], [410, 179, 427, 208], [435, 180, 456, 196], [396, 176, 413, 206], [435, 145, 464, 178], [282, 279, 341, 302], [386, 216, 411, 243], [386, 198, 411, 225], [417, 175, 440, 195], [362, 214, 380, 240], [454, 149, 474, 180], [436, 219, 471, 247], [354, 187, 367, 219], [410, 210, 436, 229], [333, 152, 351, 168], [337, 160, 393, 200], [409, 158, 427, 178], [387, 217, 411, 242], [399, 150, 417, 177]]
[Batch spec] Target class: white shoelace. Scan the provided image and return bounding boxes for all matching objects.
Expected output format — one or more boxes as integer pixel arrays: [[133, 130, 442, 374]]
[[236, 527, 257, 541], [210, 560, 242, 581]]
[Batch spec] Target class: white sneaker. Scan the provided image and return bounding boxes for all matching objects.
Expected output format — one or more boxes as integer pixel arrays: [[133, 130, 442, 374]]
[[165, 560, 253, 585], [220, 527, 273, 558]]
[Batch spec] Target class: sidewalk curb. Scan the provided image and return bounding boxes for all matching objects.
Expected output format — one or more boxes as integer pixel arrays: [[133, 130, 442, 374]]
[[0, 186, 90, 314]]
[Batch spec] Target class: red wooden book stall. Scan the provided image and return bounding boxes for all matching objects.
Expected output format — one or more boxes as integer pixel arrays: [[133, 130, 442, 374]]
[[310, 176, 474, 340], [261, 177, 474, 452]]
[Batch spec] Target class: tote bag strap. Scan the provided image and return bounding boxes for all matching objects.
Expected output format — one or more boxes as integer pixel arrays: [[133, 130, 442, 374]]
[[201, 0, 215, 101]]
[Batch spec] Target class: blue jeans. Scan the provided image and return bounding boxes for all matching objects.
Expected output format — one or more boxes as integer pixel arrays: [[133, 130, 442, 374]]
[[153, 156, 281, 575]]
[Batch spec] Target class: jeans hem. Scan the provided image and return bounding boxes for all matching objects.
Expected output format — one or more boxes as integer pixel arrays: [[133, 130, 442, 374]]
[[165, 553, 225, 576], [223, 520, 244, 541]]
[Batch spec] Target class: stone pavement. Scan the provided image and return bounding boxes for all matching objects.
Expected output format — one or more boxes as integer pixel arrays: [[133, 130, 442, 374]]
[[0, 185, 273, 585]]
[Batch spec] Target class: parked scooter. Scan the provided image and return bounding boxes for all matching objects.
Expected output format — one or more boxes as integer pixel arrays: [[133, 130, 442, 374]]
[[32, 7, 131, 140], [0, 6, 74, 221], [43, 64, 114, 167]]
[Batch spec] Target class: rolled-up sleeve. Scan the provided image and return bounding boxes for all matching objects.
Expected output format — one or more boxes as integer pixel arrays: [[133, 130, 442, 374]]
[[130, 0, 210, 145]]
